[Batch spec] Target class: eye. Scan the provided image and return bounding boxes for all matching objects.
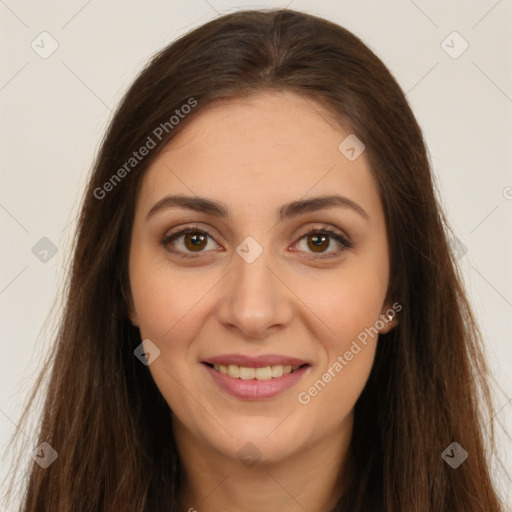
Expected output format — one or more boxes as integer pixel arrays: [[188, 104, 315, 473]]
[[160, 224, 353, 260], [160, 225, 219, 259], [293, 226, 352, 260]]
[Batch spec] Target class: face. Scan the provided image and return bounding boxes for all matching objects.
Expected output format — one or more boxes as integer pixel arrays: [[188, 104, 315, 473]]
[[127, 90, 395, 465]]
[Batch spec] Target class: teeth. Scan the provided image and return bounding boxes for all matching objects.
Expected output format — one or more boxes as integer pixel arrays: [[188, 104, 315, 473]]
[[271, 365, 283, 378], [255, 366, 272, 380], [239, 367, 255, 380], [212, 364, 301, 380], [228, 364, 239, 378]]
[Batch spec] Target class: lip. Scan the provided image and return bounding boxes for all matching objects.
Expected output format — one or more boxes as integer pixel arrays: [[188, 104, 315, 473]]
[[202, 362, 311, 400], [203, 353, 310, 367]]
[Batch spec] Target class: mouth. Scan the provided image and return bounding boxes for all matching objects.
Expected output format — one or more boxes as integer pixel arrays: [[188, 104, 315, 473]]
[[202, 362, 309, 380], [201, 359, 311, 400]]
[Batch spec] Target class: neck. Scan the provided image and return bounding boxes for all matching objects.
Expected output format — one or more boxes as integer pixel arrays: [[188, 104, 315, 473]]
[[173, 413, 353, 512]]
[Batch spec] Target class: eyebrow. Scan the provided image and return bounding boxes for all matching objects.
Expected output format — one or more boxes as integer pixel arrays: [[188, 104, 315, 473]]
[[146, 193, 370, 223]]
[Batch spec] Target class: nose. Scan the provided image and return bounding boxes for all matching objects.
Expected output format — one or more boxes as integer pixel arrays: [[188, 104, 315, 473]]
[[215, 246, 293, 340]]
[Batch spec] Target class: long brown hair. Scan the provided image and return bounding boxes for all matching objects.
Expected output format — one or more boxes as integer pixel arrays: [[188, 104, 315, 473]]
[[4, 8, 506, 511]]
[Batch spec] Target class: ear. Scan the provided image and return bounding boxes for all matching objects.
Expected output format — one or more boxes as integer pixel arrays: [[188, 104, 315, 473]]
[[378, 302, 400, 335]]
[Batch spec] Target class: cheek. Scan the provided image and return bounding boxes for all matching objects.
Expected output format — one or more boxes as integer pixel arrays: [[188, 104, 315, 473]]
[[295, 270, 382, 424], [292, 256, 386, 415], [129, 249, 214, 343], [295, 263, 388, 345]]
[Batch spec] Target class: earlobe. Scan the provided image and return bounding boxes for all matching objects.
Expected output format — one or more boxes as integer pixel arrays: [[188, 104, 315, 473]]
[[379, 314, 395, 334], [378, 304, 399, 334]]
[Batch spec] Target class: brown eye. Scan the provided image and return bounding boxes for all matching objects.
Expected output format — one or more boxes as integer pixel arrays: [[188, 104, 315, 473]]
[[161, 227, 217, 259], [161, 225, 352, 261], [294, 227, 352, 260], [307, 233, 330, 253], [183, 232, 207, 252]]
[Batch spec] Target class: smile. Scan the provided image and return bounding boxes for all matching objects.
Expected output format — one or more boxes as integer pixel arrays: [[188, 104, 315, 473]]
[[202, 362, 310, 400], [206, 363, 303, 380]]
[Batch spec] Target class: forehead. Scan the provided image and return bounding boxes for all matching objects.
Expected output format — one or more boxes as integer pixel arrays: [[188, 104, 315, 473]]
[[136, 91, 382, 222], [156, 91, 349, 173]]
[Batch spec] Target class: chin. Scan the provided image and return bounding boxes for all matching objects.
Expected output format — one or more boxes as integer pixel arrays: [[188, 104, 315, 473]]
[[209, 420, 311, 465]]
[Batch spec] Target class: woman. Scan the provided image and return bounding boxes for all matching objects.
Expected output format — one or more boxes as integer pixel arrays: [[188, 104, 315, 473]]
[[6, 8, 505, 511]]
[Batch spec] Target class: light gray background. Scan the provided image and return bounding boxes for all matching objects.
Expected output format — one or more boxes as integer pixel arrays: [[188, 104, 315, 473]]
[[1, 0, 511, 509]]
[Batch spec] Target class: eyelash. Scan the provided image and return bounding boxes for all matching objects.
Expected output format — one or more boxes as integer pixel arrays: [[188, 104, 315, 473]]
[[160, 224, 353, 261]]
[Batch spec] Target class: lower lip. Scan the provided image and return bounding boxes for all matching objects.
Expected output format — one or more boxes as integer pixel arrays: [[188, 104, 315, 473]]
[[203, 363, 310, 400]]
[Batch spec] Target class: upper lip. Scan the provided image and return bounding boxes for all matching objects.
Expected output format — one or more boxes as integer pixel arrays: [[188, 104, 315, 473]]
[[203, 354, 310, 368]]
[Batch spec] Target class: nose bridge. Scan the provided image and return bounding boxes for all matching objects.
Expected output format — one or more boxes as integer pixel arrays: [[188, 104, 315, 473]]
[[216, 238, 292, 337]]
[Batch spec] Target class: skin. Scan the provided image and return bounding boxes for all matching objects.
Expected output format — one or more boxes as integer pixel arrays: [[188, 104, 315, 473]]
[[127, 90, 396, 511]]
